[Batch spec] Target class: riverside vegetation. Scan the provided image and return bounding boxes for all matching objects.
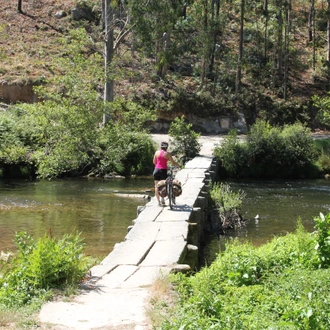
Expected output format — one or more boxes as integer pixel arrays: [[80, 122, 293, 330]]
[[0, 232, 95, 328], [148, 126, 330, 329], [154, 214, 330, 329]]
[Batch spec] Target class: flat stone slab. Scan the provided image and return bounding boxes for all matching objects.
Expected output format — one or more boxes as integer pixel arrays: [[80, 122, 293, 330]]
[[89, 263, 117, 278], [125, 222, 161, 241], [96, 265, 138, 290], [175, 169, 207, 181], [119, 266, 171, 289], [155, 208, 191, 222], [156, 221, 189, 241], [185, 156, 213, 169], [100, 239, 154, 266], [135, 204, 163, 223], [141, 240, 187, 266], [39, 287, 151, 330]]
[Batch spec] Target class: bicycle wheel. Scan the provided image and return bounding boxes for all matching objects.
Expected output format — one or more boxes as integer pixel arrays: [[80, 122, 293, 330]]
[[172, 194, 176, 206], [168, 182, 173, 210]]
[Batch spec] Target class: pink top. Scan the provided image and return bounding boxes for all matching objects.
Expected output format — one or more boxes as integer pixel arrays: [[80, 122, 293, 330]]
[[155, 150, 168, 169]]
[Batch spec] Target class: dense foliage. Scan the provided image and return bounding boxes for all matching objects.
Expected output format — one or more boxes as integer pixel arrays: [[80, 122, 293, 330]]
[[0, 232, 94, 307], [168, 116, 201, 164], [214, 121, 320, 178], [158, 215, 330, 329], [0, 29, 156, 179]]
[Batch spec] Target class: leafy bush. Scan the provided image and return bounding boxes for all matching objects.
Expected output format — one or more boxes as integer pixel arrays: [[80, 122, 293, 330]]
[[209, 182, 245, 214], [314, 139, 330, 173], [314, 212, 330, 268], [214, 121, 318, 178], [0, 232, 93, 307], [169, 116, 201, 164], [96, 123, 155, 176], [213, 130, 247, 177], [316, 150, 330, 173], [0, 100, 156, 179], [158, 221, 330, 329]]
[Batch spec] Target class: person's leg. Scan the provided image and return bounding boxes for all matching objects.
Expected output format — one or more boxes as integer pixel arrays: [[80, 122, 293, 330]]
[[154, 180, 160, 204], [160, 170, 167, 205]]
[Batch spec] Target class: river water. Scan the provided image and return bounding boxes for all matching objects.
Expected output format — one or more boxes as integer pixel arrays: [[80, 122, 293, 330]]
[[1, 178, 330, 263], [203, 178, 330, 265], [0, 178, 151, 258]]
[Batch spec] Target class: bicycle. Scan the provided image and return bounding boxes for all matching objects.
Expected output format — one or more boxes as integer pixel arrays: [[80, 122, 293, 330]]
[[166, 166, 180, 210]]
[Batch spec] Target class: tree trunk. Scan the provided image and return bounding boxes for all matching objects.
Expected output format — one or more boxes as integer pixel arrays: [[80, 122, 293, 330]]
[[17, 0, 23, 13], [328, 1, 330, 63], [103, 0, 114, 126], [263, 0, 268, 63], [308, 0, 314, 42], [283, 2, 291, 100], [235, 0, 245, 95], [209, 0, 220, 74], [156, 31, 170, 78], [201, 0, 209, 85]]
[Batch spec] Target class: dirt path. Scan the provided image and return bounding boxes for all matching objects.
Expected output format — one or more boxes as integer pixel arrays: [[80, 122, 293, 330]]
[[151, 133, 226, 157]]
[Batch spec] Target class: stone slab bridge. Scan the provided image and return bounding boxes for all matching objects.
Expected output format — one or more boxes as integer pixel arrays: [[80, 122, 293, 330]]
[[39, 155, 217, 330]]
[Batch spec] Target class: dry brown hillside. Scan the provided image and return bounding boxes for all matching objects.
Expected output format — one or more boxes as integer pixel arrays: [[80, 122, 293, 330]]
[[1, 0, 329, 131], [0, 0, 75, 84]]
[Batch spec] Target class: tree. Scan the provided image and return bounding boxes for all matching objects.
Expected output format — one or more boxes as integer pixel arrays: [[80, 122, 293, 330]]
[[129, 0, 184, 79], [283, 0, 292, 100], [17, 0, 22, 13], [102, 0, 133, 125], [308, 0, 316, 69], [327, 0, 330, 78], [235, 0, 245, 95], [263, 0, 268, 63], [103, 0, 114, 125]]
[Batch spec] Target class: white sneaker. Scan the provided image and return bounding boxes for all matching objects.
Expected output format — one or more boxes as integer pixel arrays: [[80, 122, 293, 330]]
[[161, 198, 165, 205]]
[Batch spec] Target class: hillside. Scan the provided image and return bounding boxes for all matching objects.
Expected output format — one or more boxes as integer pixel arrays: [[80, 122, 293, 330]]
[[1, 1, 74, 81], [1, 0, 330, 131]]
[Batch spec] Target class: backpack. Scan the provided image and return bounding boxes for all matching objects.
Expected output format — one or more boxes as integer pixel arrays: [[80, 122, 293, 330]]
[[172, 179, 182, 197], [157, 180, 167, 197]]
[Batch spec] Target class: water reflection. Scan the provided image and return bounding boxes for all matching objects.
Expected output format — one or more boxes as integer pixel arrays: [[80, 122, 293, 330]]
[[203, 179, 330, 265], [0, 178, 152, 258]]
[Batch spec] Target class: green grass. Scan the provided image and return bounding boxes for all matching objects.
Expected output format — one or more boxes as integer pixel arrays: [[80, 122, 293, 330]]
[[157, 220, 330, 329]]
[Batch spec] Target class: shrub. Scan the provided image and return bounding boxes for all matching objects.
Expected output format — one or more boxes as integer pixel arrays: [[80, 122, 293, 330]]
[[0, 232, 93, 307], [96, 123, 155, 176], [214, 121, 318, 178], [168, 116, 201, 164], [314, 212, 330, 268], [209, 182, 246, 214], [213, 129, 247, 177], [314, 139, 330, 173], [159, 221, 326, 329], [316, 150, 330, 173]]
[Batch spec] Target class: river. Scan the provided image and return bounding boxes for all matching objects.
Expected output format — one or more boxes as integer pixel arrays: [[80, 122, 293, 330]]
[[203, 178, 330, 265], [0, 177, 151, 258], [1, 177, 330, 263]]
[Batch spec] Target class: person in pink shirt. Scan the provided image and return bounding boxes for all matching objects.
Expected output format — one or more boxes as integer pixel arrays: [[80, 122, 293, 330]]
[[153, 141, 180, 206]]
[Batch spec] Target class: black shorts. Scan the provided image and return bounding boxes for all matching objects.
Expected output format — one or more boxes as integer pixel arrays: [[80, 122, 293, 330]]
[[153, 168, 167, 181]]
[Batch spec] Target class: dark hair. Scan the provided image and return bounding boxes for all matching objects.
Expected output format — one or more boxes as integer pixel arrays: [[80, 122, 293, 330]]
[[160, 142, 168, 150]]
